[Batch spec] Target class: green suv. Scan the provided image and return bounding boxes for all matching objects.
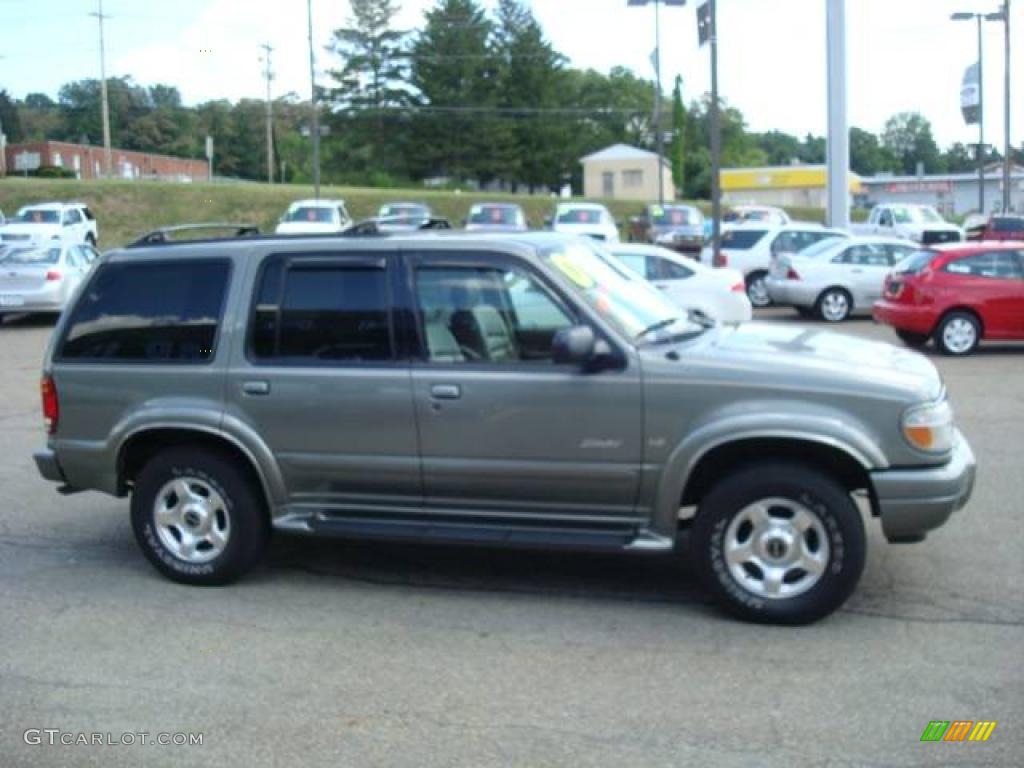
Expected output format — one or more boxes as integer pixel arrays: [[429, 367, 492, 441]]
[[33, 231, 975, 624]]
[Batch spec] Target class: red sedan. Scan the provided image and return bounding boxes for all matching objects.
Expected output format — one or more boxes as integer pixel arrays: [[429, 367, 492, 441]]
[[873, 242, 1024, 355]]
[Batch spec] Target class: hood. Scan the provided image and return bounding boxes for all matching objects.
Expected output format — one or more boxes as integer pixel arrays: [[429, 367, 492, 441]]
[[274, 221, 342, 235], [675, 322, 943, 402], [0, 222, 61, 241]]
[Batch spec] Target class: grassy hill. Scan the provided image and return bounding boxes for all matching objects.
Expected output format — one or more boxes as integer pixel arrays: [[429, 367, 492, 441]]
[[0, 177, 827, 248]]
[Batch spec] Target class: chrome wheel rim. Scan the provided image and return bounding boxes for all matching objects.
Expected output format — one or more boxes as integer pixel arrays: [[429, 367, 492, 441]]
[[153, 477, 230, 563], [747, 276, 770, 307], [723, 497, 830, 600], [942, 317, 976, 354], [820, 291, 849, 322]]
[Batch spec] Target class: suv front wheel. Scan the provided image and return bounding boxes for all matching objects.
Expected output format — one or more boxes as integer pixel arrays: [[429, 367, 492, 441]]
[[130, 447, 268, 585], [691, 462, 866, 624]]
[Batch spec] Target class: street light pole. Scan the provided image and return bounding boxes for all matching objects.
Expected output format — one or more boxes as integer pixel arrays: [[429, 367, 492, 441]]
[[977, 14, 985, 213], [1001, 0, 1011, 212], [826, 0, 849, 230], [308, 0, 321, 199], [655, 0, 664, 205]]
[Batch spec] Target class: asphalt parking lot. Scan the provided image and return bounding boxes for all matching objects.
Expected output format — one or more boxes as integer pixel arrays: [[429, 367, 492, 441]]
[[1, 309, 1021, 768]]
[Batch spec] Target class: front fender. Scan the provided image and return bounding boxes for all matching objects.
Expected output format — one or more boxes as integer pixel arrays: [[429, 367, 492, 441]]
[[649, 402, 886, 536]]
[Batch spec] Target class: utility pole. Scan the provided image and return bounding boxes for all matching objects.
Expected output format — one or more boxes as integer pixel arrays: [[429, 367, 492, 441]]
[[308, 0, 321, 198], [977, 14, 985, 213], [90, 0, 113, 178], [260, 42, 275, 185], [826, 0, 850, 230], [1001, 0, 1011, 212]]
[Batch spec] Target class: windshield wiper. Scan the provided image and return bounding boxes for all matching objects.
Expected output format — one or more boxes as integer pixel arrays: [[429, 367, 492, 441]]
[[635, 317, 681, 340]]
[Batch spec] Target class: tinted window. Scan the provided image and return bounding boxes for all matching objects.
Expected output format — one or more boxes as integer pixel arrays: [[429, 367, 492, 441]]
[[60, 260, 229, 362], [63, 209, 82, 225], [283, 206, 336, 223], [894, 250, 938, 274], [944, 252, 1024, 280], [556, 208, 607, 225], [251, 258, 392, 363], [835, 244, 892, 267], [16, 209, 59, 224], [655, 257, 694, 280], [991, 216, 1024, 233], [720, 229, 768, 250], [415, 264, 573, 364]]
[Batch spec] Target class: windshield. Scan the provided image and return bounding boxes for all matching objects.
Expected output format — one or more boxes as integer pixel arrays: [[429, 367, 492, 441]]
[[799, 238, 846, 259], [720, 229, 769, 250], [540, 240, 703, 344], [469, 205, 523, 226], [893, 250, 938, 274], [14, 209, 59, 224], [0, 246, 61, 265], [651, 206, 701, 227], [557, 207, 607, 225], [283, 206, 336, 223], [895, 206, 942, 224], [380, 204, 429, 220]]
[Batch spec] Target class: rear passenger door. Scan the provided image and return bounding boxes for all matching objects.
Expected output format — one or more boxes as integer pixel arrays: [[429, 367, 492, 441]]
[[224, 251, 421, 511], [406, 251, 643, 524]]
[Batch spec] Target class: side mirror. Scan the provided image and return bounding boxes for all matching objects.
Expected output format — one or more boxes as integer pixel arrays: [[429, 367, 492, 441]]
[[552, 325, 596, 365]]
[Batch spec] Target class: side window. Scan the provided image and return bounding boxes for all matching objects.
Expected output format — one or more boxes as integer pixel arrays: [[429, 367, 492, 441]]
[[415, 262, 574, 365], [656, 257, 693, 280], [879, 209, 893, 227], [943, 252, 1022, 279], [250, 256, 393, 363], [59, 260, 230, 362], [65, 247, 83, 268], [614, 253, 647, 278], [63, 209, 82, 226]]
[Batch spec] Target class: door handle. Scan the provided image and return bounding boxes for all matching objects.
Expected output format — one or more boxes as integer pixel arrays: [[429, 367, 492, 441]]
[[851, 269, 864, 274], [429, 384, 461, 400], [242, 380, 270, 396]]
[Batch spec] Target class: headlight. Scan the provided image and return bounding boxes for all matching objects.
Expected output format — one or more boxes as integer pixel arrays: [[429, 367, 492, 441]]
[[902, 400, 955, 453]]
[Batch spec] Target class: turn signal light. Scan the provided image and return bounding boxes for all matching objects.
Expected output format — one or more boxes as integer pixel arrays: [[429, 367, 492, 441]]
[[45, 270, 62, 281], [713, 252, 728, 267], [41, 375, 59, 435], [786, 268, 801, 280], [730, 281, 746, 293]]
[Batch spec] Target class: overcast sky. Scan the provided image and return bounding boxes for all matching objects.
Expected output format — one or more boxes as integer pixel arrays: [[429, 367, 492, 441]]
[[0, 0, 1019, 153]]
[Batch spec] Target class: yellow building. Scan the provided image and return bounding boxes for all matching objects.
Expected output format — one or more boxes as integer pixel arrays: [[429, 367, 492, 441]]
[[721, 164, 863, 209], [580, 144, 675, 202]]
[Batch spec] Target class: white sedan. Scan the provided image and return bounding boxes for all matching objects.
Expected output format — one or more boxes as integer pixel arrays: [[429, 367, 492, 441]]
[[0, 241, 100, 318], [609, 243, 752, 325], [275, 199, 352, 235]]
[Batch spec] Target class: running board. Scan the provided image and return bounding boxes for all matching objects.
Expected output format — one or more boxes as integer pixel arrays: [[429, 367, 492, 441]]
[[284, 514, 668, 552]]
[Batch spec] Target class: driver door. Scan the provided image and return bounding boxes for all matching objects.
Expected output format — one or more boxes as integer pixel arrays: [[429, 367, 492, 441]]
[[407, 251, 644, 522]]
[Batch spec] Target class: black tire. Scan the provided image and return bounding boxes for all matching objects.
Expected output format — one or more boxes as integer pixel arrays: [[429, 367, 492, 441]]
[[690, 462, 866, 625], [746, 270, 772, 308], [815, 287, 852, 323], [131, 447, 268, 585], [934, 311, 981, 356], [895, 329, 929, 348]]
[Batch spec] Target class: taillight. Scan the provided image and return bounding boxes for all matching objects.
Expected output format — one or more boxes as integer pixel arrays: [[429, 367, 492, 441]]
[[786, 268, 800, 280], [730, 281, 745, 293], [45, 270, 62, 281], [713, 252, 727, 267], [41, 375, 59, 435]]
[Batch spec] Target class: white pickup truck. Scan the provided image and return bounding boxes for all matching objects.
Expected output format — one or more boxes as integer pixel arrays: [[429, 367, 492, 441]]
[[857, 203, 962, 245]]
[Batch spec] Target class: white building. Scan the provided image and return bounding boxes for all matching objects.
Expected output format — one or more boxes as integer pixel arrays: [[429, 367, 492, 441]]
[[859, 165, 1024, 217], [580, 144, 674, 202]]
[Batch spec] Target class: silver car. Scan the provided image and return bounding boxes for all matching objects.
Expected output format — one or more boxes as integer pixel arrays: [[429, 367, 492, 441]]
[[0, 242, 100, 318], [766, 237, 922, 322]]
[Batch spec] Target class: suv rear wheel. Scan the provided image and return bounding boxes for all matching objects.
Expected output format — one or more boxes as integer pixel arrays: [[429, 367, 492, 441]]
[[691, 462, 866, 624], [130, 447, 268, 585]]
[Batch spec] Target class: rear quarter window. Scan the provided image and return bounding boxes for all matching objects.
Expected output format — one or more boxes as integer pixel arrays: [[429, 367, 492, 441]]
[[58, 260, 230, 362]]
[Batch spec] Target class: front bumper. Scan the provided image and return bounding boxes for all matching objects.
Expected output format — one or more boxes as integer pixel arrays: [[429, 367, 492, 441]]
[[34, 448, 66, 484], [871, 430, 976, 543]]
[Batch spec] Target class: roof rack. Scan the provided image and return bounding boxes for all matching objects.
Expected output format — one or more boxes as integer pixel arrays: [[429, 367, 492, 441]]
[[127, 223, 261, 247], [342, 216, 453, 236]]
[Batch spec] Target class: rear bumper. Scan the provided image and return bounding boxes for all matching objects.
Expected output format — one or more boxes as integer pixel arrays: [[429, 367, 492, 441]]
[[34, 448, 67, 484], [872, 300, 935, 334], [871, 431, 976, 543]]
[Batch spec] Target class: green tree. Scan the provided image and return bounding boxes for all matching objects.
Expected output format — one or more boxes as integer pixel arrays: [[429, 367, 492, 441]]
[[0, 90, 24, 143], [849, 126, 895, 176], [493, 0, 566, 190], [326, 0, 411, 175], [882, 112, 943, 174], [755, 130, 801, 166], [669, 76, 685, 194], [409, 0, 499, 182]]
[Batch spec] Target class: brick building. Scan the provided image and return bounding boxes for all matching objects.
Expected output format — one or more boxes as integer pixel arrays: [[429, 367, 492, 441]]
[[2, 141, 207, 182]]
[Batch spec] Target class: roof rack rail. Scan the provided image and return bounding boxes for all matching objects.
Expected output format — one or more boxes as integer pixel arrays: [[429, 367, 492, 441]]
[[127, 223, 261, 247], [341, 216, 453, 237]]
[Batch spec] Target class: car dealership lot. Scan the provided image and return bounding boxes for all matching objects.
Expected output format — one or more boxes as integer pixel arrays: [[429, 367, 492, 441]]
[[1, 311, 1021, 767]]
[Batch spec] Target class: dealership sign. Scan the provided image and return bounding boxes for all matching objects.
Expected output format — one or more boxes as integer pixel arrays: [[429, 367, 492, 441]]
[[960, 62, 980, 125], [885, 181, 954, 194]]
